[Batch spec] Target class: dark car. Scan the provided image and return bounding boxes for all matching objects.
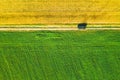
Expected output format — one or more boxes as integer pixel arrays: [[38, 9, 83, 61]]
[[78, 23, 87, 29]]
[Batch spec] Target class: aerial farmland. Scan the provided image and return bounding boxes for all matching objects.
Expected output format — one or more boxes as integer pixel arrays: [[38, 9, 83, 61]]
[[0, 0, 120, 80]]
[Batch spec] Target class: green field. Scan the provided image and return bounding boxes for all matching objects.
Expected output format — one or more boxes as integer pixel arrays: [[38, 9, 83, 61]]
[[0, 30, 120, 80]]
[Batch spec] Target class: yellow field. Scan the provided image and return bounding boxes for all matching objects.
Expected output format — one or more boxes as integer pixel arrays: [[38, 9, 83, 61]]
[[0, 0, 120, 25]]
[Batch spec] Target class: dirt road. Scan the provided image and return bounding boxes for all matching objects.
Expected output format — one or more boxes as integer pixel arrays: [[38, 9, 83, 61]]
[[0, 27, 120, 31]]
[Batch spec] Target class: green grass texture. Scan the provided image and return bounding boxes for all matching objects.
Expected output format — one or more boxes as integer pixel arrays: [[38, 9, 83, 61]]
[[0, 30, 120, 80]]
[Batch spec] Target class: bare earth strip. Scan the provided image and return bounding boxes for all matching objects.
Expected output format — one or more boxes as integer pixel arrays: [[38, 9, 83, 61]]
[[0, 27, 120, 31]]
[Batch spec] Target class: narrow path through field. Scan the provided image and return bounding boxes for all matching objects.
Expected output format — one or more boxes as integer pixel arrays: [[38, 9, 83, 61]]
[[0, 27, 120, 31]]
